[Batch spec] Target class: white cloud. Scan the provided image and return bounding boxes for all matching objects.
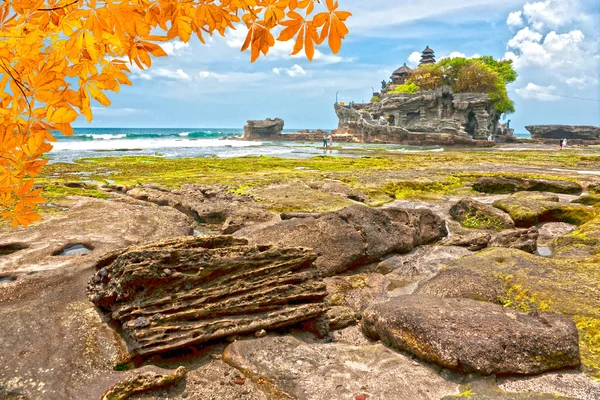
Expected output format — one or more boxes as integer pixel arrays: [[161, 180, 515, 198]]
[[565, 76, 599, 88], [407, 52, 421, 68], [507, 27, 544, 48], [523, 0, 582, 31], [197, 70, 268, 84], [90, 107, 147, 116], [225, 25, 348, 64], [287, 64, 306, 77], [440, 52, 481, 60], [153, 68, 191, 81], [507, 11, 524, 27], [272, 68, 281, 75], [515, 83, 558, 101], [161, 41, 191, 56]]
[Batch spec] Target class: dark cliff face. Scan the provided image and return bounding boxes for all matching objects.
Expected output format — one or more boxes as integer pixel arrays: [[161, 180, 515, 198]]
[[526, 125, 600, 140], [243, 118, 285, 140]]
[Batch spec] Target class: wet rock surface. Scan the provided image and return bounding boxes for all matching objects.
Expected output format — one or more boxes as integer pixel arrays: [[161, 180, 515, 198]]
[[473, 177, 583, 195], [362, 295, 580, 375], [450, 198, 515, 230], [88, 236, 328, 358], [223, 336, 460, 400], [237, 205, 448, 276]]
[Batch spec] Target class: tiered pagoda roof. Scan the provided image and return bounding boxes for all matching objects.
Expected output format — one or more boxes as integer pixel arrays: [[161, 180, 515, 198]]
[[419, 46, 436, 65]]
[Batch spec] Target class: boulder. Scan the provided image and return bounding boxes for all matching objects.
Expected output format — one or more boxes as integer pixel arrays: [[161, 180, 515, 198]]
[[326, 306, 359, 331], [552, 215, 600, 258], [222, 336, 460, 400], [325, 273, 388, 315], [450, 198, 515, 231], [362, 295, 580, 375], [243, 118, 285, 140], [440, 233, 491, 251], [421, 247, 600, 377], [473, 177, 583, 195], [493, 194, 596, 227], [237, 205, 448, 276], [489, 227, 539, 253], [525, 125, 600, 141], [88, 236, 328, 358]]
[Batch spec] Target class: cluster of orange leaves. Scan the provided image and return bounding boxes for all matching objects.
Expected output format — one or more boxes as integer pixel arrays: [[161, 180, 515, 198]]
[[0, 0, 351, 227]]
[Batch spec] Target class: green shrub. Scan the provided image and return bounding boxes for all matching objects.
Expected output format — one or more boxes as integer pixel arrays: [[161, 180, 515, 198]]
[[389, 82, 419, 94]]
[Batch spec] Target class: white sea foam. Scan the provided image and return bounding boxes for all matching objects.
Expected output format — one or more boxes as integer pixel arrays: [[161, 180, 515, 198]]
[[84, 133, 127, 140], [178, 132, 190, 137], [51, 138, 262, 152]]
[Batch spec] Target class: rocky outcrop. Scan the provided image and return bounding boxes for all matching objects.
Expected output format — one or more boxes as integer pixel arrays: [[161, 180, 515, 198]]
[[223, 336, 460, 400], [526, 125, 600, 141], [88, 236, 328, 358], [362, 295, 580, 375], [102, 366, 187, 400], [450, 198, 515, 231], [113, 184, 278, 234], [237, 205, 448, 276], [489, 227, 539, 253], [493, 193, 596, 227], [473, 177, 583, 195], [589, 182, 600, 194], [243, 118, 285, 140]]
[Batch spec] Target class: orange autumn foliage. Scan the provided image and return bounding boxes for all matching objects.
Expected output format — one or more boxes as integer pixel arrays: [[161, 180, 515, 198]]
[[0, 0, 351, 227]]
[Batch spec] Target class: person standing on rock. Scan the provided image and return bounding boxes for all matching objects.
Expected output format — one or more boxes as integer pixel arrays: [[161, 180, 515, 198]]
[[322, 132, 329, 148], [562, 138, 568, 149], [558, 139, 563, 150]]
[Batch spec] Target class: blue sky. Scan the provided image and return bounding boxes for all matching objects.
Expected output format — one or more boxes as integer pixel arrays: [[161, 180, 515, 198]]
[[77, 0, 600, 133]]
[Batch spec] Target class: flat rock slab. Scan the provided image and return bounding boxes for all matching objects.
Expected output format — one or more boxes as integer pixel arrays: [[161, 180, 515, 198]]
[[236, 205, 448, 277], [0, 197, 192, 274], [88, 236, 328, 357], [362, 295, 580, 375], [450, 198, 515, 231], [473, 177, 583, 195], [223, 336, 460, 400]]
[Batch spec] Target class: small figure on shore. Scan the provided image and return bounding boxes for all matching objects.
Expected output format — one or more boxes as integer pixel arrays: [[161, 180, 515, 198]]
[[322, 133, 329, 148], [487, 134, 493, 142], [562, 138, 568, 149], [328, 133, 334, 148]]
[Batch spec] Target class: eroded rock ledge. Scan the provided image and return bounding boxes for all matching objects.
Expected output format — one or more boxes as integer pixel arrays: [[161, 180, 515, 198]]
[[88, 236, 328, 358]]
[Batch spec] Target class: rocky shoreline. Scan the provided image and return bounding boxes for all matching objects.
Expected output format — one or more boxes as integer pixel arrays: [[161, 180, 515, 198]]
[[1, 148, 600, 399]]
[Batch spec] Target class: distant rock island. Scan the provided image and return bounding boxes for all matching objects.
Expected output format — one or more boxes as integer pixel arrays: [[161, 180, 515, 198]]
[[526, 125, 600, 143]]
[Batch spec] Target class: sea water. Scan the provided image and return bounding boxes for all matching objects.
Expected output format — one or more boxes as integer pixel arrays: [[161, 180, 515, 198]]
[[49, 128, 445, 162]]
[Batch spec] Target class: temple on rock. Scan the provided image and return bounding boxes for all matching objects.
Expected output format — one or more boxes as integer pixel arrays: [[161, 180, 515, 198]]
[[334, 46, 514, 145]]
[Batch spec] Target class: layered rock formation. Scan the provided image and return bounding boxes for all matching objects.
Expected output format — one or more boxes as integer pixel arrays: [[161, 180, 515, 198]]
[[243, 118, 285, 140], [526, 125, 600, 141], [88, 236, 328, 357], [333, 86, 510, 144]]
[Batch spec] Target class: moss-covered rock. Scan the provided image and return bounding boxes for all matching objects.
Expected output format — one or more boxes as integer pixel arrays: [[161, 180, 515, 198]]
[[423, 247, 600, 378], [450, 198, 515, 231], [493, 194, 597, 227], [588, 182, 600, 194], [572, 194, 600, 206], [553, 216, 600, 258], [473, 177, 583, 195]]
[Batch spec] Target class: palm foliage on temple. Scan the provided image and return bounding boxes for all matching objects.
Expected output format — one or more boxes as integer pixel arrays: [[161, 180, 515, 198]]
[[384, 52, 517, 115]]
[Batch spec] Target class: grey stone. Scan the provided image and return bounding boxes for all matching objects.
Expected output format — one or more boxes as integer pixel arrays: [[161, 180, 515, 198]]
[[489, 227, 539, 253], [526, 125, 600, 141], [243, 118, 285, 140]]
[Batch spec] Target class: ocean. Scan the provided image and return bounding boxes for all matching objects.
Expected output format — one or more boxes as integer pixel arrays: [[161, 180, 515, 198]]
[[49, 128, 452, 162]]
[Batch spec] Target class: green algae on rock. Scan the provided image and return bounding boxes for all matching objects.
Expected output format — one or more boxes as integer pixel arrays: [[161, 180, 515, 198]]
[[493, 194, 597, 227], [450, 198, 515, 231], [473, 177, 583, 195]]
